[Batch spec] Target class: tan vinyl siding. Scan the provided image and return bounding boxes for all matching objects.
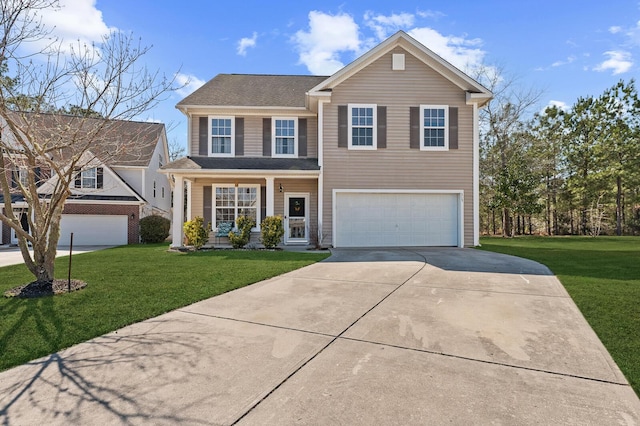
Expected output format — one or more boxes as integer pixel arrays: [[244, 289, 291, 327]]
[[189, 109, 318, 158], [322, 47, 475, 246], [273, 179, 318, 231]]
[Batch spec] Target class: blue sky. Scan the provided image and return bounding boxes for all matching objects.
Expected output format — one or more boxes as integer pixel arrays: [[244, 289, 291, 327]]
[[33, 1, 640, 151]]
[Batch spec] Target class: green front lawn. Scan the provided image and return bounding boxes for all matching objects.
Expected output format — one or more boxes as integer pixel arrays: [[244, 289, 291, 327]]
[[0, 245, 329, 372], [479, 236, 640, 397]]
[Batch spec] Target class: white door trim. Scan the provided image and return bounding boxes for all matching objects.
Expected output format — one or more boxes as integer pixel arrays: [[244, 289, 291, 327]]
[[284, 192, 310, 244]]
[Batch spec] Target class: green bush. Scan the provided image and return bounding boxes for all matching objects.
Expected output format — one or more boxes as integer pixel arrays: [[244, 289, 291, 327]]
[[260, 215, 284, 249], [228, 215, 255, 249], [183, 216, 211, 249], [139, 215, 171, 243]]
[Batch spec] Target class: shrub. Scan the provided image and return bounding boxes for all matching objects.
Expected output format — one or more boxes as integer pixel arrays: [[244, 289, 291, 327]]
[[260, 215, 284, 249], [228, 215, 255, 249], [139, 215, 171, 243], [183, 216, 211, 249]]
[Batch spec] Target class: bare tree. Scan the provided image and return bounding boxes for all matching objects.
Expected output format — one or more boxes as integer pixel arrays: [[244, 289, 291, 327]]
[[168, 137, 186, 162], [0, 0, 176, 283], [473, 63, 543, 237]]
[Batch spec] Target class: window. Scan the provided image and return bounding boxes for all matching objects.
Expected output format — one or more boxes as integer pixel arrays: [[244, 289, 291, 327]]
[[210, 117, 234, 156], [420, 105, 448, 150], [272, 118, 297, 157], [81, 168, 97, 189], [18, 168, 28, 187], [162, 187, 165, 198], [213, 184, 260, 229], [153, 181, 157, 198], [348, 104, 377, 149]]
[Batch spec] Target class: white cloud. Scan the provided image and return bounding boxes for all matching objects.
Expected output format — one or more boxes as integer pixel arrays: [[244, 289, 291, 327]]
[[551, 55, 576, 67], [292, 11, 361, 75], [417, 10, 446, 19], [594, 50, 633, 74], [174, 73, 206, 97], [364, 11, 414, 40], [237, 32, 258, 56], [37, 0, 115, 53], [609, 26, 623, 34], [408, 27, 486, 71], [547, 100, 570, 112]]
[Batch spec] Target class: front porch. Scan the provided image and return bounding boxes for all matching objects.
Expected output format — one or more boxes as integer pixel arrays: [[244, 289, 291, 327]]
[[171, 173, 320, 248]]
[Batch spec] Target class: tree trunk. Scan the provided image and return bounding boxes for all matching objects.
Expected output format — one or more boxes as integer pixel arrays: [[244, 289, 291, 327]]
[[502, 208, 512, 237], [616, 176, 623, 236]]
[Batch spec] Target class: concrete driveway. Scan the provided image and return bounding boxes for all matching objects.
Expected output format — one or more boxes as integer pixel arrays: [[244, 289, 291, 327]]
[[1, 248, 639, 425], [0, 245, 113, 268]]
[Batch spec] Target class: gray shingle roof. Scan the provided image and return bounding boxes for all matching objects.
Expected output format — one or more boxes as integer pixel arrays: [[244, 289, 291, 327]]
[[162, 156, 320, 171], [176, 74, 329, 108], [6, 111, 165, 167]]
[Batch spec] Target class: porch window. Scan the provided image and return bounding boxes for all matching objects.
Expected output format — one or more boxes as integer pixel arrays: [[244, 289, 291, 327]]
[[214, 184, 259, 229]]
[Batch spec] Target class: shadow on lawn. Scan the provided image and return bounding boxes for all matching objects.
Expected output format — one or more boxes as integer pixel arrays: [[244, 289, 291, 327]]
[[0, 320, 212, 425]]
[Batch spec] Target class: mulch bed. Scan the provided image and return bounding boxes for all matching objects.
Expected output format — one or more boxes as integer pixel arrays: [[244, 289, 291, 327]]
[[3, 279, 87, 298]]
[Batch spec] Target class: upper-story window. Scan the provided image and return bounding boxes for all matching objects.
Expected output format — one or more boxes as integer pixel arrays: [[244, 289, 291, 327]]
[[272, 118, 297, 157], [348, 104, 377, 150], [210, 117, 234, 156], [420, 105, 448, 150], [18, 167, 28, 187], [74, 167, 103, 189]]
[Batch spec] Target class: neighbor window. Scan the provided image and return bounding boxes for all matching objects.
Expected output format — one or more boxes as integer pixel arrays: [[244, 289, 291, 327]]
[[18, 167, 28, 187], [272, 118, 297, 157], [213, 184, 259, 229], [348, 104, 377, 149], [80, 168, 97, 189], [420, 105, 448, 150], [210, 117, 234, 156]]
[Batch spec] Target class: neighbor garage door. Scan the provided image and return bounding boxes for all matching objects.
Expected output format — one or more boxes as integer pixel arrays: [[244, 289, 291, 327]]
[[59, 214, 128, 246], [334, 192, 460, 247]]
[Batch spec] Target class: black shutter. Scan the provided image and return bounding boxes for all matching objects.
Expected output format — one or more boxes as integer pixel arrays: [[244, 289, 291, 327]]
[[298, 118, 307, 157], [410, 107, 420, 149], [74, 168, 81, 188], [377, 106, 387, 149], [338, 105, 348, 148], [235, 117, 244, 156], [263, 118, 272, 157], [96, 167, 103, 189], [11, 169, 18, 188], [199, 117, 208, 155], [203, 186, 212, 228], [34, 167, 41, 187], [449, 107, 458, 150]]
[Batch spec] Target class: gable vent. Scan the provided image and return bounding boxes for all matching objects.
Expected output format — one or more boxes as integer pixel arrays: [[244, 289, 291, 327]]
[[392, 53, 405, 71]]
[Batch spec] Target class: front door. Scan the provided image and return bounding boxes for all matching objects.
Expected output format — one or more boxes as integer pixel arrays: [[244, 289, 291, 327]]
[[284, 193, 309, 244], [11, 209, 29, 245]]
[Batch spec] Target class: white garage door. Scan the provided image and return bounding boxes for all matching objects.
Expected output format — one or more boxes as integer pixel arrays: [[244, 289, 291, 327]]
[[59, 214, 128, 246], [335, 192, 460, 247]]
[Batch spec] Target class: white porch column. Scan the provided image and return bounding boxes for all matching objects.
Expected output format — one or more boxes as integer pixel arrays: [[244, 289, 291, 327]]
[[265, 177, 275, 217], [171, 174, 184, 247]]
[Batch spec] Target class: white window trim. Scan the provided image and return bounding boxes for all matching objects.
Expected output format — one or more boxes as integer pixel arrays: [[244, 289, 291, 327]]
[[272, 117, 298, 158], [420, 105, 449, 151], [209, 116, 235, 157], [80, 168, 98, 189], [18, 167, 28, 187], [348, 103, 377, 150], [212, 184, 261, 231]]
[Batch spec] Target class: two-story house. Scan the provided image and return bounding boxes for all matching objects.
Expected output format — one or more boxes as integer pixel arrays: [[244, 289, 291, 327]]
[[163, 31, 492, 248], [1, 114, 171, 246]]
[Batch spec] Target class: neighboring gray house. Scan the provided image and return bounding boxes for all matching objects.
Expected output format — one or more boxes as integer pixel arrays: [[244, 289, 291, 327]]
[[162, 31, 492, 248]]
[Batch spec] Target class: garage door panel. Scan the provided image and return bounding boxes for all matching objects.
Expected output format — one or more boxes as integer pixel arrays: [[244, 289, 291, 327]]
[[59, 214, 128, 246], [336, 192, 459, 247]]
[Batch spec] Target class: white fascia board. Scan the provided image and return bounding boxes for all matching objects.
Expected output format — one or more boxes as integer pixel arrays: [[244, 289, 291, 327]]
[[64, 199, 144, 206], [466, 92, 493, 107]]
